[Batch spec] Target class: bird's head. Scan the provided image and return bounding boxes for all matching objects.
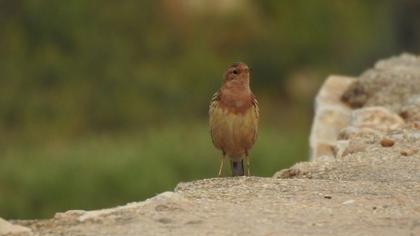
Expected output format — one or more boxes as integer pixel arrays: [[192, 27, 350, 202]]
[[222, 62, 251, 90]]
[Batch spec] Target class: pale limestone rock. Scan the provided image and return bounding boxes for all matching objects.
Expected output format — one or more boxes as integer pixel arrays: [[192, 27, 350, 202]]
[[326, 106, 405, 159], [338, 126, 382, 140], [400, 95, 420, 123], [13, 176, 420, 236], [332, 140, 349, 158], [0, 218, 32, 236], [349, 106, 405, 132], [77, 192, 186, 222], [309, 75, 356, 160], [343, 53, 420, 111]]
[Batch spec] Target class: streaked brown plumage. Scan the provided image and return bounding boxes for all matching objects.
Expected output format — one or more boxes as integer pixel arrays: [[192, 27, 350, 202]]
[[209, 62, 259, 176]]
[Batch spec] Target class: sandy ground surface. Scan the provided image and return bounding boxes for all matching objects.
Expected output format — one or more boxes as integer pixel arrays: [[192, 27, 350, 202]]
[[11, 175, 420, 236]]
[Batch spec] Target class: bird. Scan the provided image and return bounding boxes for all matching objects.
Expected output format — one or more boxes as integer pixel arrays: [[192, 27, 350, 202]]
[[209, 62, 259, 177]]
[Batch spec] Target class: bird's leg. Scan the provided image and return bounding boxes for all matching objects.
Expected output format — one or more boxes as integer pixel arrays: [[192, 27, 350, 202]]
[[218, 153, 225, 177], [245, 150, 250, 176]]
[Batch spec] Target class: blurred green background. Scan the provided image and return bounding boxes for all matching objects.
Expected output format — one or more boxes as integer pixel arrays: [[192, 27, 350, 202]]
[[0, 0, 419, 219]]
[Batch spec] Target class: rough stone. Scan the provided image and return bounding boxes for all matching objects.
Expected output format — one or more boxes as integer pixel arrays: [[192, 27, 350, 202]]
[[349, 106, 405, 132], [309, 75, 355, 160], [400, 95, 420, 123], [0, 218, 32, 236], [10, 177, 420, 236], [342, 53, 420, 113]]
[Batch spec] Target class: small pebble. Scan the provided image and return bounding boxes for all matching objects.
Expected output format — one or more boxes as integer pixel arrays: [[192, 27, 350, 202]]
[[342, 199, 355, 205], [324, 195, 332, 199], [380, 138, 394, 147], [399, 111, 409, 120]]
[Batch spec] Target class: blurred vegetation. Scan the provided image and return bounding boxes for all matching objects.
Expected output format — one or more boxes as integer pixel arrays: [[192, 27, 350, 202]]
[[0, 0, 419, 219]]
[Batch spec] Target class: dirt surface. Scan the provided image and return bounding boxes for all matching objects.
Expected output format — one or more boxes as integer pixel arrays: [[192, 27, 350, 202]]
[[10, 177, 420, 236], [3, 54, 420, 236]]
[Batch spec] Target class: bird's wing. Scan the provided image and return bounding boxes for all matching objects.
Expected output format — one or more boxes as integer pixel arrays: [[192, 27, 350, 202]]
[[209, 91, 222, 149], [209, 91, 220, 119], [209, 91, 220, 108], [251, 93, 259, 120], [249, 93, 259, 146]]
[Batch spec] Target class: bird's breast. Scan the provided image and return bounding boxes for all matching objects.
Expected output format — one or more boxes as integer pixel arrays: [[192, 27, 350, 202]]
[[218, 92, 253, 115], [209, 102, 258, 158]]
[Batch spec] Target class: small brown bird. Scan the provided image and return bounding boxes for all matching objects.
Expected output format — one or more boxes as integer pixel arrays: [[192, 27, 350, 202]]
[[209, 62, 259, 176]]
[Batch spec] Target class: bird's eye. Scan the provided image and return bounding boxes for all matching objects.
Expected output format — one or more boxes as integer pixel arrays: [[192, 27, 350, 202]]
[[232, 70, 238, 75]]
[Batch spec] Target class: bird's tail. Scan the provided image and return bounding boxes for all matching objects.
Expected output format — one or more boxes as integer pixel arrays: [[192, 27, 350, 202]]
[[230, 160, 245, 176]]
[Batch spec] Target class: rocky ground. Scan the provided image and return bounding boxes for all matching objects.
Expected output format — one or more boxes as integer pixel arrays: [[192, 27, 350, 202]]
[[7, 177, 420, 236], [2, 54, 420, 236]]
